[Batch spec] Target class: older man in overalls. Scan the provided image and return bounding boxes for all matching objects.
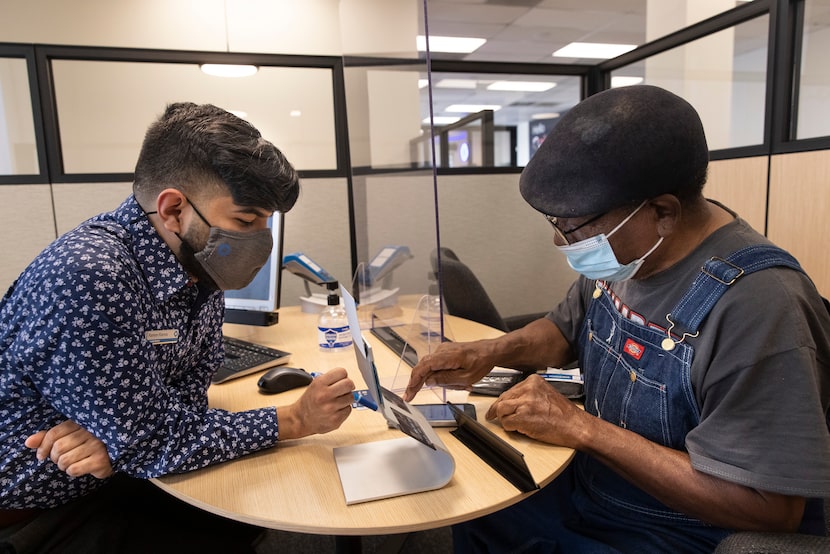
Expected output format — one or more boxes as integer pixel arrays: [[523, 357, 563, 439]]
[[404, 85, 830, 553]]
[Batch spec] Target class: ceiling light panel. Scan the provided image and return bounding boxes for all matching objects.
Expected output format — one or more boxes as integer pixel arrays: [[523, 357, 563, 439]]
[[531, 112, 560, 120], [435, 79, 479, 89], [417, 35, 487, 53], [423, 116, 462, 125], [552, 42, 637, 59], [487, 81, 556, 92], [611, 76, 644, 87]]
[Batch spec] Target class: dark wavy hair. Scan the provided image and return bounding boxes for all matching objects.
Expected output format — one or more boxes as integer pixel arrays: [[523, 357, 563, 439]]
[[133, 102, 299, 213]]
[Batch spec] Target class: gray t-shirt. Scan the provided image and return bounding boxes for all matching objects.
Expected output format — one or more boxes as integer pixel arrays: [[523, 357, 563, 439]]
[[549, 213, 830, 497]]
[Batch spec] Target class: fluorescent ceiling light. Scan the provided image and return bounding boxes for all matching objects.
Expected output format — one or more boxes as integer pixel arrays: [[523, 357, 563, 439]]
[[416, 35, 486, 54], [445, 104, 501, 113], [289, 110, 302, 117], [611, 76, 644, 88], [553, 42, 637, 59], [531, 112, 560, 120], [487, 81, 556, 92], [423, 116, 461, 125], [418, 79, 429, 89], [228, 110, 248, 119], [200, 64, 258, 77], [435, 79, 478, 89]]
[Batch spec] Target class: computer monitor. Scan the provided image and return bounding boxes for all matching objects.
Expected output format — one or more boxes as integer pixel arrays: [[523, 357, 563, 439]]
[[223, 212, 284, 326]]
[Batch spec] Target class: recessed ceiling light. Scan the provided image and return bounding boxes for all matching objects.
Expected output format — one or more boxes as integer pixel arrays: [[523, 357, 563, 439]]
[[611, 76, 644, 88], [416, 35, 486, 54], [552, 42, 637, 59], [418, 79, 429, 89], [423, 116, 462, 125], [289, 110, 302, 117], [200, 64, 258, 78], [531, 112, 560, 120], [435, 79, 478, 89], [445, 104, 501, 113], [229, 110, 248, 119], [487, 81, 556, 92]]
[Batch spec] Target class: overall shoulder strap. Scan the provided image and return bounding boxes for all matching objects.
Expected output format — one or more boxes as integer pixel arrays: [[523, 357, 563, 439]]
[[666, 245, 804, 340]]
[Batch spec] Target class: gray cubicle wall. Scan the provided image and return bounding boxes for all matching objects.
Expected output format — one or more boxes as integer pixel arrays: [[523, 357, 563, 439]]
[[0, 182, 135, 292], [0, 184, 57, 291]]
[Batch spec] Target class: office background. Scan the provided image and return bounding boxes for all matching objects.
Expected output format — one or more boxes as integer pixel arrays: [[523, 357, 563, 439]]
[[1, 0, 829, 321]]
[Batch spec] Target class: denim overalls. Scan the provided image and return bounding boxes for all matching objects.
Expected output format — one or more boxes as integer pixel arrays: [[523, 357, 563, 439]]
[[570, 245, 805, 551], [453, 245, 808, 553]]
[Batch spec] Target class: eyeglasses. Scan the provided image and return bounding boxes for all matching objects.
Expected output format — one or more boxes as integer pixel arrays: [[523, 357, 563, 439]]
[[545, 211, 607, 245]]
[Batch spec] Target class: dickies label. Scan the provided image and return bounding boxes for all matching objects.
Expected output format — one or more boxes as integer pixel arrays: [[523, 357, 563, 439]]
[[623, 338, 645, 360]]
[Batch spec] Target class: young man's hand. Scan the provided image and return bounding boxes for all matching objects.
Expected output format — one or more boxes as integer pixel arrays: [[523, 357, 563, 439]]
[[25, 420, 113, 479], [276, 368, 355, 440]]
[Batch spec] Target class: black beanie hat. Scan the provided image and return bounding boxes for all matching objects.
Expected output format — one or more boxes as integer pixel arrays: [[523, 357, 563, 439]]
[[519, 85, 709, 218]]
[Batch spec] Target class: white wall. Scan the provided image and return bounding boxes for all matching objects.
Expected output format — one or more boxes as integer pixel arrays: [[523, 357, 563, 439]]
[[798, 18, 830, 139], [0, 0, 344, 54]]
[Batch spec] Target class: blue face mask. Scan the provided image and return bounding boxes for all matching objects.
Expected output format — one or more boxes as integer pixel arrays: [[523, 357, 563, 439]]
[[556, 201, 663, 282]]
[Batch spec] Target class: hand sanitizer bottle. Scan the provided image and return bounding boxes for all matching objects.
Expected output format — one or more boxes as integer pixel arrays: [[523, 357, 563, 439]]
[[317, 282, 352, 352]]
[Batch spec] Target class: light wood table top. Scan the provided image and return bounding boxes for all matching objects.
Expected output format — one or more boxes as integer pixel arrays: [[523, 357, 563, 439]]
[[153, 300, 574, 536]]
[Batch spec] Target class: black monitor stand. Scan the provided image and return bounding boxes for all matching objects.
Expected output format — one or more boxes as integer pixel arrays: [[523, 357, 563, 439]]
[[224, 309, 279, 326]]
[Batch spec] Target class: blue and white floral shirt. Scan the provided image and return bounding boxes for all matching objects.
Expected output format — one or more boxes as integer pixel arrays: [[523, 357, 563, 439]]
[[0, 196, 280, 509]]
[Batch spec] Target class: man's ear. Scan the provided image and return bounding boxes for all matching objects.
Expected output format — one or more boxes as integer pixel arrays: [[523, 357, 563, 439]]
[[650, 194, 682, 238], [155, 189, 188, 235]]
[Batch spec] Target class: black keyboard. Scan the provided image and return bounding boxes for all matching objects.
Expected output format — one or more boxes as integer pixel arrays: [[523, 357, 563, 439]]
[[370, 326, 419, 367], [211, 336, 291, 384]]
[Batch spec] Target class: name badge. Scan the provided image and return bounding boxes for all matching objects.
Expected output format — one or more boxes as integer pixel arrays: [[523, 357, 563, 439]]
[[145, 329, 179, 345]]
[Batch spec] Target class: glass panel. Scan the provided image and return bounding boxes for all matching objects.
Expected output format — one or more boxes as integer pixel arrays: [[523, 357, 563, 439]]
[[424, 72, 582, 167], [0, 57, 39, 175], [611, 14, 769, 150], [51, 60, 337, 174], [796, 0, 830, 140], [351, 65, 426, 170]]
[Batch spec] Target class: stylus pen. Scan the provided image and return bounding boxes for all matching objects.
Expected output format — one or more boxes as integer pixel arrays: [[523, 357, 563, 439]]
[[310, 372, 378, 411]]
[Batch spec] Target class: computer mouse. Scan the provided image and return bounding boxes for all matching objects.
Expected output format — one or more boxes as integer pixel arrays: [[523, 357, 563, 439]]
[[257, 366, 313, 394]]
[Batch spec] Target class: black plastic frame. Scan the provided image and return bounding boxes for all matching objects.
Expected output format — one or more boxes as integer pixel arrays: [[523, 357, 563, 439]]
[[595, 1, 776, 160], [437, 109, 495, 167], [597, 0, 829, 158], [424, 59, 593, 175], [30, 44, 350, 183], [0, 43, 50, 185], [770, 0, 830, 153]]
